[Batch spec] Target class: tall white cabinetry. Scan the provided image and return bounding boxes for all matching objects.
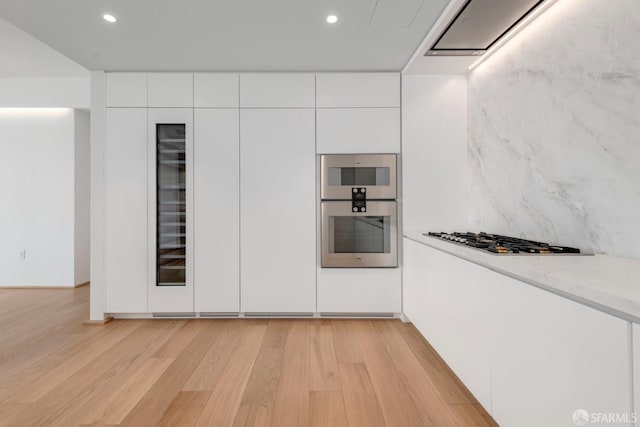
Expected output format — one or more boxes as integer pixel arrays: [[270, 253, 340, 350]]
[[105, 108, 148, 312], [316, 73, 402, 314], [194, 74, 240, 313], [102, 72, 399, 316], [239, 73, 316, 313], [240, 107, 316, 313], [194, 108, 240, 313]]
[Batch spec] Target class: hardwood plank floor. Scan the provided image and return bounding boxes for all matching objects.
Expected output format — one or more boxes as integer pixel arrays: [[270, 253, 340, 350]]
[[232, 348, 283, 426], [0, 286, 498, 426], [310, 391, 348, 427]]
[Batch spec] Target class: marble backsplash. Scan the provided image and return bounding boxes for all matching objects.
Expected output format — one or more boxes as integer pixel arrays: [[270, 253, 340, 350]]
[[467, 0, 640, 259]]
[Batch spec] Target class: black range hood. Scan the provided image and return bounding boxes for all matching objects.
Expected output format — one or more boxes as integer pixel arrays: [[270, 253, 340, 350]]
[[425, 0, 545, 56]]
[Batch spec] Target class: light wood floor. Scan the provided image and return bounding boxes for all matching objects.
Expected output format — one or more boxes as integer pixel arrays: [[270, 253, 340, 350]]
[[0, 286, 497, 427]]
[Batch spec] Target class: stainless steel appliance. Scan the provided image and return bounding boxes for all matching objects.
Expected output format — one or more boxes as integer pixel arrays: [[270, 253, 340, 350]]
[[321, 154, 396, 200], [320, 154, 398, 268], [425, 0, 547, 57], [426, 232, 590, 255]]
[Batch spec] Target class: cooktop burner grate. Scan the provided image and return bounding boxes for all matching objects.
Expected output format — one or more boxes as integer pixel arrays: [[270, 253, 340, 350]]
[[425, 232, 585, 255]]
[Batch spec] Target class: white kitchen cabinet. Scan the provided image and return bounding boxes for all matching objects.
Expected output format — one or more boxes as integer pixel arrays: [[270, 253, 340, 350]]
[[316, 73, 400, 107], [105, 108, 148, 312], [239, 73, 315, 108], [316, 108, 401, 153], [240, 109, 316, 313], [317, 268, 401, 314], [147, 108, 194, 313], [403, 238, 492, 410], [404, 237, 634, 425], [148, 73, 193, 108], [194, 73, 239, 108], [634, 323, 640, 426], [401, 75, 468, 232], [489, 270, 631, 427], [193, 109, 240, 313], [106, 73, 147, 107]]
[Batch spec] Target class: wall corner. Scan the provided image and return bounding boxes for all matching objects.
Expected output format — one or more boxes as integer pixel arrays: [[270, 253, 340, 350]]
[[89, 71, 106, 320]]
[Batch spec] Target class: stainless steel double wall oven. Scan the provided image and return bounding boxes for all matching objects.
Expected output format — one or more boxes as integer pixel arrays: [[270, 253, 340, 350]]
[[320, 154, 398, 268]]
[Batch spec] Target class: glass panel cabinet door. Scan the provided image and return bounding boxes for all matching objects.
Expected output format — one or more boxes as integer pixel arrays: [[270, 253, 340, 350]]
[[156, 124, 186, 286]]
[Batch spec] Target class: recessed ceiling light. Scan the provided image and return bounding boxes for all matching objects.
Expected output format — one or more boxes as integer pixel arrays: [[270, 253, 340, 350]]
[[326, 15, 338, 24], [103, 14, 117, 23]]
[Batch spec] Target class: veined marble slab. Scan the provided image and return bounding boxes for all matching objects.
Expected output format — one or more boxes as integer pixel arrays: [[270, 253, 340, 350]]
[[404, 231, 640, 322], [467, 0, 640, 259]]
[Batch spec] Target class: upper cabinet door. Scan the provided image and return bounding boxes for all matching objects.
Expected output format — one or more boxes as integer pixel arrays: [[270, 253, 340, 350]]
[[148, 73, 194, 108], [194, 73, 239, 108], [106, 73, 147, 107], [240, 73, 315, 108], [316, 73, 400, 108], [316, 108, 401, 154]]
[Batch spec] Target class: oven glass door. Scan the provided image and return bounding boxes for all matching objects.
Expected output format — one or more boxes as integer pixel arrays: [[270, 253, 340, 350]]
[[321, 154, 397, 200], [322, 201, 397, 268]]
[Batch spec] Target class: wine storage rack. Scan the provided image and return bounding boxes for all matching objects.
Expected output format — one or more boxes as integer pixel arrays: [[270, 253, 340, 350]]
[[156, 124, 187, 286]]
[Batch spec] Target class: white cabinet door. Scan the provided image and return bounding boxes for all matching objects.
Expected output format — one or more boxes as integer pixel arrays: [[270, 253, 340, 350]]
[[148, 108, 194, 312], [402, 238, 430, 328], [239, 73, 315, 108], [194, 73, 239, 108], [317, 268, 401, 313], [634, 323, 640, 426], [316, 108, 401, 153], [105, 108, 148, 312], [194, 109, 240, 313], [403, 238, 492, 410], [316, 73, 400, 107], [148, 73, 193, 108], [106, 73, 147, 107], [490, 274, 632, 427], [240, 109, 316, 313]]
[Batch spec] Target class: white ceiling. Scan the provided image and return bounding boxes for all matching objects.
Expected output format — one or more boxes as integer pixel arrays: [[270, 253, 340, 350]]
[[0, 17, 88, 77], [0, 0, 450, 72]]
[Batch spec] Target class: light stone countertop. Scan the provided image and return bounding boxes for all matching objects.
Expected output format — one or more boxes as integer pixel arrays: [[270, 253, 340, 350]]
[[404, 231, 640, 322]]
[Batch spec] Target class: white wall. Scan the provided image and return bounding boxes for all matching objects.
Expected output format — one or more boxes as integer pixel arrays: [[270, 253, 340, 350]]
[[0, 16, 88, 78], [0, 17, 89, 108], [0, 17, 91, 288], [401, 74, 468, 232], [0, 19, 89, 108], [468, 0, 640, 258], [0, 108, 76, 286], [0, 78, 89, 108], [0, 108, 90, 286], [74, 110, 90, 285], [89, 71, 106, 319]]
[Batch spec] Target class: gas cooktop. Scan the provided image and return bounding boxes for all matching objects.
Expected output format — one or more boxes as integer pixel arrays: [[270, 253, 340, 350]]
[[425, 232, 587, 255]]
